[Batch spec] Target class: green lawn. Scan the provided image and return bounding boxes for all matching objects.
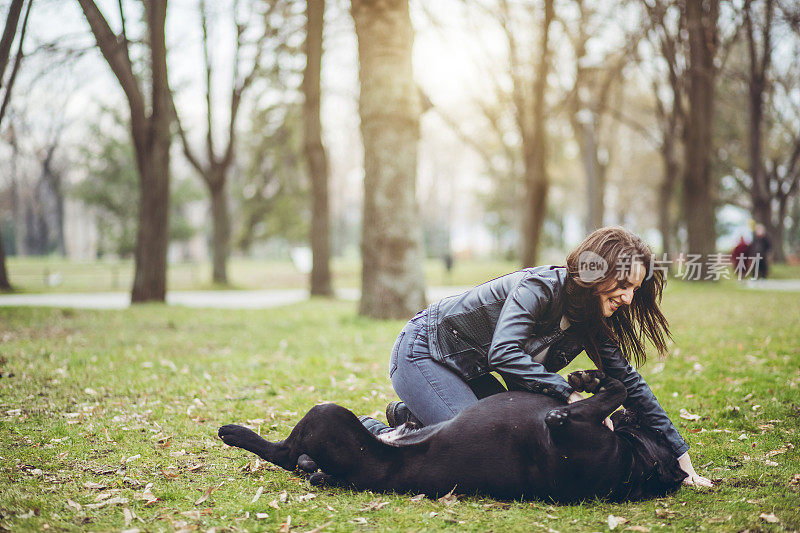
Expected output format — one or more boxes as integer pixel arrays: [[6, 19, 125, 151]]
[[1, 283, 799, 531], [4, 257, 521, 293]]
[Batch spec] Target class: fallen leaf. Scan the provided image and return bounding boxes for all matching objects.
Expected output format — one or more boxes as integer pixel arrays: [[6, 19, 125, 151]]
[[180, 510, 202, 519], [679, 409, 701, 421], [789, 473, 800, 486], [608, 514, 628, 530], [760, 512, 779, 523], [124, 454, 141, 464], [708, 516, 731, 523], [251, 486, 264, 503], [66, 500, 82, 511], [170, 449, 187, 457], [279, 515, 292, 532], [187, 462, 204, 472], [139, 483, 158, 506], [297, 492, 316, 502], [83, 481, 106, 490], [162, 467, 179, 480], [123, 507, 134, 526], [766, 445, 793, 457], [269, 500, 280, 509], [765, 460, 779, 466], [279, 490, 288, 503], [94, 491, 117, 502], [85, 497, 129, 509], [16, 510, 34, 519], [351, 517, 368, 525], [437, 486, 459, 507], [655, 508, 675, 518], [194, 486, 215, 506], [625, 527, 649, 532], [360, 500, 390, 511], [409, 494, 425, 502], [256, 513, 269, 519]]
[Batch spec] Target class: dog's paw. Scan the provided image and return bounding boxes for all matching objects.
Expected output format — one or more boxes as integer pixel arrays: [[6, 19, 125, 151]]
[[308, 472, 339, 487], [545, 408, 569, 428], [297, 454, 319, 473], [218, 424, 261, 448], [567, 370, 606, 394]]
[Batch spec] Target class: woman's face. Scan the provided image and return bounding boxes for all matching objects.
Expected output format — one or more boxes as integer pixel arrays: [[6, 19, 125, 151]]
[[598, 261, 646, 317]]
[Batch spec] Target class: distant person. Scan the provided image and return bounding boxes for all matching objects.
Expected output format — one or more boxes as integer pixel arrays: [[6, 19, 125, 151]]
[[359, 226, 712, 487], [750, 224, 772, 279], [731, 236, 751, 280], [443, 252, 454, 284]]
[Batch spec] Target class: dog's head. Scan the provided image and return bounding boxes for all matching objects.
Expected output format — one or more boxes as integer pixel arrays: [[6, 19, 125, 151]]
[[610, 409, 687, 501]]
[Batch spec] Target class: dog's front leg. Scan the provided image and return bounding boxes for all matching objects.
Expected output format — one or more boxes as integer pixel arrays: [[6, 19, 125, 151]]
[[544, 370, 626, 430], [218, 424, 299, 470]]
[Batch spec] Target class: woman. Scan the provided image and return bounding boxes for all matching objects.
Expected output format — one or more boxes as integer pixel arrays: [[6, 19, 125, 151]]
[[363, 226, 712, 487]]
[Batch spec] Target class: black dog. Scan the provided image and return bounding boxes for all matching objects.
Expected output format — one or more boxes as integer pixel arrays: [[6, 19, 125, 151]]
[[218, 370, 686, 502]]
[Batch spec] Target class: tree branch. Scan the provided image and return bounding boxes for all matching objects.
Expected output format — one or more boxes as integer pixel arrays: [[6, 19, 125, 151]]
[[0, 0, 25, 86], [76, 0, 146, 133], [0, 0, 32, 128]]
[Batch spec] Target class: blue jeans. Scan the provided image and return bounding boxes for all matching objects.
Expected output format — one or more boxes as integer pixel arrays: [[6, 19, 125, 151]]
[[389, 310, 506, 426]]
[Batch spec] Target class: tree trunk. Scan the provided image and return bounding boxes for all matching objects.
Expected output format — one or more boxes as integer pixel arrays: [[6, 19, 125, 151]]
[[579, 117, 604, 233], [0, 226, 10, 290], [131, 0, 172, 302], [131, 144, 171, 301], [209, 176, 230, 284], [521, 0, 554, 267], [681, 0, 719, 277], [774, 193, 788, 263], [352, 0, 426, 319], [304, 0, 332, 296], [658, 135, 680, 258]]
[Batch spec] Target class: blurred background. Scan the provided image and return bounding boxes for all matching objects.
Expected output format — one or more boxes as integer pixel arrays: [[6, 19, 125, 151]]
[[0, 0, 798, 317]]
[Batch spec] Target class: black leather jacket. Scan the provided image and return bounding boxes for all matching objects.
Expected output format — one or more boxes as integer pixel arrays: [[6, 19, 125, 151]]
[[425, 265, 689, 457]]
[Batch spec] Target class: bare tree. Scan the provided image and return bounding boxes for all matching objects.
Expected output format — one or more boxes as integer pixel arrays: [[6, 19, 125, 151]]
[[175, 0, 281, 285], [644, 0, 688, 258], [511, 0, 555, 267], [744, 0, 775, 238], [76, 0, 173, 302], [303, 0, 332, 296], [352, 0, 426, 319], [0, 0, 32, 290], [563, 0, 636, 234]]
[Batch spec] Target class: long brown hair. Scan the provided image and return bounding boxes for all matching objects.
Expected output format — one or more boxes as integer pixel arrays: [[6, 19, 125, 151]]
[[563, 226, 671, 369]]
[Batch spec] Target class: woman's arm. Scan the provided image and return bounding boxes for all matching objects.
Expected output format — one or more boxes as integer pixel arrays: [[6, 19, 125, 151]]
[[598, 338, 690, 457], [488, 276, 574, 401]]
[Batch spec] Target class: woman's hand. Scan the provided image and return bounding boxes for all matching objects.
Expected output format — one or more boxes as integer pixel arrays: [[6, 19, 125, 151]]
[[678, 452, 713, 487], [566, 392, 614, 431]]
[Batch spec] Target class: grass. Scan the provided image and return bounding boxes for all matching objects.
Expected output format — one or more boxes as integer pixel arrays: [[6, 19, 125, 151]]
[[4, 256, 521, 293], [0, 282, 799, 531]]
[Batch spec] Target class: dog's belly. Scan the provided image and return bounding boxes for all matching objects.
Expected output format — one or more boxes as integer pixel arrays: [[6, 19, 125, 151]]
[[388, 392, 566, 498]]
